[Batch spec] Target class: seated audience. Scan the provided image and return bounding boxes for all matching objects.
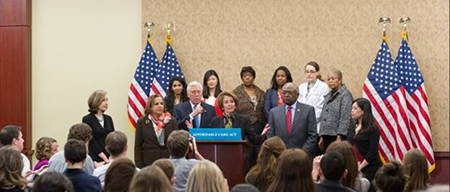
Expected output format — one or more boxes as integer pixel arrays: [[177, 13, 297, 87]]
[[326, 141, 370, 192], [152, 158, 175, 185], [103, 158, 138, 192], [186, 161, 229, 192], [34, 137, 58, 171], [230, 183, 260, 192], [245, 136, 286, 192], [93, 131, 128, 187], [167, 130, 204, 192], [373, 161, 407, 192], [48, 123, 96, 175], [266, 149, 315, 192], [129, 165, 172, 192], [63, 139, 101, 192], [0, 146, 28, 191], [316, 151, 355, 192], [403, 148, 430, 192], [33, 172, 73, 192], [0, 125, 31, 176]]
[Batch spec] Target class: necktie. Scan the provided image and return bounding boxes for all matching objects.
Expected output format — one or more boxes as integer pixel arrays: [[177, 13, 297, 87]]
[[224, 115, 233, 128], [286, 106, 292, 135], [193, 104, 200, 128]]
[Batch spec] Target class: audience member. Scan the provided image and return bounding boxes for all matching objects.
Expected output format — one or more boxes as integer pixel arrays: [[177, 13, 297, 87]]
[[173, 81, 217, 129], [164, 77, 189, 114], [129, 165, 172, 192], [0, 146, 28, 191], [0, 125, 30, 176], [48, 123, 95, 175], [202, 69, 223, 116], [267, 82, 317, 156], [34, 137, 58, 171], [167, 130, 204, 192], [326, 141, 370, 192], [373, 161, 407, 192], [266, 149, 315, 192], [63, 139, 101, 192], [152, 158, 175, 185], [318, 69, 353, 153], [316, 151, 355, 192], [93, 131, 128, 187], [186, 161, 229, 192], [33, 172, 73, 192], [230, 183, 260, 192], [103, 158, 137, 192], [134, 94, 178, 168], [403, 148, 430, 192], [82, 89, 115, 163], [264, 66, 293, 120], [245, 136, 286, 192]]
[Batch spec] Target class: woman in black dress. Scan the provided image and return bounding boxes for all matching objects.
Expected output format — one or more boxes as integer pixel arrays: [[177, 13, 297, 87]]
[[82, 90, 115, 163]]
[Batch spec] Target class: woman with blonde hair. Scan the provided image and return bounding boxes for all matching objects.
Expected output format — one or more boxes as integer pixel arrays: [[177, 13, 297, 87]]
[[129, 165, 172, 192], [0, 146, 27, 191], [245, 136, 286, 192], [34, 137, 58, 170], [403, 148, 430, 192], [186, 161, 229, 192], [267, 149, 315, 192]]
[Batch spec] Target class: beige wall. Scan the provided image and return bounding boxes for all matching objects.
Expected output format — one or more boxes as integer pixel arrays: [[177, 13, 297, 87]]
[[143, 0, 449, 151], [32, 0, 448, 166]]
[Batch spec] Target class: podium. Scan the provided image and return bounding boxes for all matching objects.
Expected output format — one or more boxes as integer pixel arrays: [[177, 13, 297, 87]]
[[195, 140, 248, 188]]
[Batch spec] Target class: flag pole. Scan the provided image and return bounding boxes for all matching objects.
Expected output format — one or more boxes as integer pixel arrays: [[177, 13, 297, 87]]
[[379, 17, 391, 38], [400, 17, 411, 41], [144, 22, 155, 39], [165, 23, 173, 45]]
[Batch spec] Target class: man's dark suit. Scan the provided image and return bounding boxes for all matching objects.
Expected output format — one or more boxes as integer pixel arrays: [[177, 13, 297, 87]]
[[267, 101, 317, 156], [173, 101, 216, 130]]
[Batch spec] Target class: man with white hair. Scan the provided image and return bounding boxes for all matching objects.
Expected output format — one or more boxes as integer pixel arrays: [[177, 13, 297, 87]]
[[173, 81, 216, 130]]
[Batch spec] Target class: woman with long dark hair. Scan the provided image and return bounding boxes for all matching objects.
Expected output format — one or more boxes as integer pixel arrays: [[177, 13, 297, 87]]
[[202, 70, 223, 116], [264, 66, 293, 120], [347, 98, 382, 189], [164, 77, 188, 114]]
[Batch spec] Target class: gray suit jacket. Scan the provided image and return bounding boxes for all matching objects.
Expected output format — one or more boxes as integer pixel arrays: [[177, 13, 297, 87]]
[[267, 102, 317, 156]]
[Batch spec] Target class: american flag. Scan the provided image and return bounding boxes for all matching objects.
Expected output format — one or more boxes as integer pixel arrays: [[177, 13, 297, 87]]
[[150, 39, 185, 97], [127, 38, 159, 130], [363, 37, 413, 165], [394, 31, 435, 171]]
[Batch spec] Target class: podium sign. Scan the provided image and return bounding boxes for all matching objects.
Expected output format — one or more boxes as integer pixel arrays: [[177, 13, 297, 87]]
[[189, 128, 242, 141]]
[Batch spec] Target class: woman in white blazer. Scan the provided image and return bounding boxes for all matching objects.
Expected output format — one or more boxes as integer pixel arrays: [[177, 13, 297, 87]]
[[297, 61, 329, 130]]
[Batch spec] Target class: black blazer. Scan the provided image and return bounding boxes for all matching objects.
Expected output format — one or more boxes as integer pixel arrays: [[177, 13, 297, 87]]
[[347, 123, 382, 182], [173, 101, 216, 130], [134, 116, 178, 168], [208, 114, 263, 145], [82, 113, 115, 162]]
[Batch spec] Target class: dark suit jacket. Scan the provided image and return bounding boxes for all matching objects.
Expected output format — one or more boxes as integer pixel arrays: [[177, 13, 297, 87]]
[[264, 88, 279, 120], [208, 114, 263, 145], [316, 180, 356, 192], [173, 101, 216, 130], [134, 116, 178, 168], [347, 123, 382, 182], [82, 113, 115, 162], [267, 102, 317, 156]]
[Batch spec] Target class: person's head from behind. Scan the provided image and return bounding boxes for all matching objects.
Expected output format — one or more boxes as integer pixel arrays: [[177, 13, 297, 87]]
[[267, 149, 315, 192], [105, 131, 128, 158], [64, 139, 86, 165], [403, 148, 430, 192], [88, 89, 108, 113], [0, 125, 24, 152], [230, 183, 260, 192], [252, 136, 286, 177], [326, 141, 358, 188], [33, 172, 74, 192], [129, 165, 172, 192], [203, 69, 222, 98], [186, 81, 203, 104], [167, 130, 190, 158], [240, 66, 256, 86], [373, 161, 407, 192], [35, 137, 58, 161], [104, 158, 137, 192], [152, 158, 175, 185], [67, 123, 92, 145], [319, 151, 347, 181], [0, 146, 26, 189], [186, 161, 227, 192]]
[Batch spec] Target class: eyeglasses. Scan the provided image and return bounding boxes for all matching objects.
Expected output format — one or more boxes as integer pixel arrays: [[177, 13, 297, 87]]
[[304, 70, 317, 74]]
